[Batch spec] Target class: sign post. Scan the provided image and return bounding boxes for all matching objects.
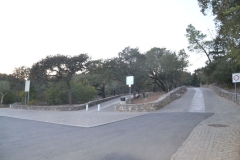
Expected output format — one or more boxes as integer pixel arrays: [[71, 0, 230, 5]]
[[126, 76, 134, 95], [25, 80, 30, 105], [232, 73, 240, 102]]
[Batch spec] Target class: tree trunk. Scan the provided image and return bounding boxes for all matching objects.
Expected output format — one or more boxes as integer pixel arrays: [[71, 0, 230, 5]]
[[0, 94, 3, 105], [66, 81, 72, 105], [0, 92, 7, 105], [102, 86, 105, 98]]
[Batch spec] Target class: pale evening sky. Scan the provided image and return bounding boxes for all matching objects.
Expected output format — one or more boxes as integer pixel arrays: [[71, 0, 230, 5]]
[[0, 0, 215, 74]]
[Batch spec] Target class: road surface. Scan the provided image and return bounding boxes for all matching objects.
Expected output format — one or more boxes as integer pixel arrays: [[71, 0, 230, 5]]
[[1, 88, 237, 160]]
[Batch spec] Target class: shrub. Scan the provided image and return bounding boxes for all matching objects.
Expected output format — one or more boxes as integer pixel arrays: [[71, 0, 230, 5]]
[[44, 82, 97, 105], [71, 82, 97, 104], [44, 82, 68, 105], [3, 90, 16, 104]]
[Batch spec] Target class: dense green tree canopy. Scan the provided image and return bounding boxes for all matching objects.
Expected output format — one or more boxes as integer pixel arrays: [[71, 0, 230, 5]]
[[198, 0, 240, 64], [12, 66, 30, 80], [30, 54, 89, 104], [146, 48, 189, 92], [2, 46, 195, 105]]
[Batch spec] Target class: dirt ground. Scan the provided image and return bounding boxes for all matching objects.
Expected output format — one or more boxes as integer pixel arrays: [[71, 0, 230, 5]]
[[131, 92, 164, 104]]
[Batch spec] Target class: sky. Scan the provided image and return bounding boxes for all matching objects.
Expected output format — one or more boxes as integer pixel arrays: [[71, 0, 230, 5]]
[[0, 0, 215, 74]]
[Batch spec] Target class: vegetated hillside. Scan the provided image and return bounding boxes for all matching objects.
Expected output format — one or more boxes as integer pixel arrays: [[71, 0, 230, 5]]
[[216, 83, 240, 94]]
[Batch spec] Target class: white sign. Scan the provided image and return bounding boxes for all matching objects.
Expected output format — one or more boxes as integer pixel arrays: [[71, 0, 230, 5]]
[[126, 76, 134, 85], [232, 73, 240, 83], [25, 80, 30, 92]]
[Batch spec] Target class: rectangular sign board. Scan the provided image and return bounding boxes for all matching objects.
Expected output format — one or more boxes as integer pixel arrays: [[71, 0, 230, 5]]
[[232, 73, 240, 83], [25, 80, 30, 92], [126, 76, 134, 85]]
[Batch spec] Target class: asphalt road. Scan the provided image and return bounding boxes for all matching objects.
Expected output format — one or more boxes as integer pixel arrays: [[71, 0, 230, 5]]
[[0, 112, 213, 160]]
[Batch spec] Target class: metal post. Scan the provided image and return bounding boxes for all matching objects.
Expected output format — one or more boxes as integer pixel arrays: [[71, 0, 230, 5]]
[[25, 93, 26, 105], [98, 104, 100, 111], [28, 91, 30, 105], [235, 83, 237, 102], [86, 104, 88, 111], [129, 85, 131, 95]]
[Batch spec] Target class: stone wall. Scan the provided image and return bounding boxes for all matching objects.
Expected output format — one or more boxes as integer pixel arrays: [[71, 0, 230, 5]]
[[208, 85, 240, 105], [10, 95, 121, 111], [114, 86, 187, 112]]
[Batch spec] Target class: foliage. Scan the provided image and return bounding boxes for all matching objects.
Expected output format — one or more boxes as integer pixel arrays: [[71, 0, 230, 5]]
[[85, 59, 112, 98], [197, 0, 240, 64], [0, 73, 25, 101], [44, 82, 97, 105], [185, 5, 240, 85], [12, 66, 30, 80], [44, 82, 68, 105], [202, 57, 238, 84], [3, 90, 16, 104], [2, 46, 194, 105], [192, 73, 200, 87], [146, 47, 189, 92], [181, 72, 193, 86], [185, 24, 213, 63], [30, 54, 89, 104], [0, 81, 10, 104], [71, 82, 97, 104], [118, 47, 148, 91]]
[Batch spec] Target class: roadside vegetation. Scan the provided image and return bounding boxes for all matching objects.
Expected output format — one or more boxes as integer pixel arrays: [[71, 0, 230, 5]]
[[0, 47, 193, 105], [188, 0, 240, 86]]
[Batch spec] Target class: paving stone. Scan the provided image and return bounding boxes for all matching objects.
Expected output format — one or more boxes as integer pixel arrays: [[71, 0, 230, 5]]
[[171, 88, 240, 160]]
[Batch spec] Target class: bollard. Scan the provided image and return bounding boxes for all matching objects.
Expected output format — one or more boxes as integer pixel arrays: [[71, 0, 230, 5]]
[[86, 104, 88, 111], [98, 104, 100, 111]]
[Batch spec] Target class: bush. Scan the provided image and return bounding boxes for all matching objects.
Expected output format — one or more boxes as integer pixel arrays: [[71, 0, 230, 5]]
[[44, 82, 68, 105], [3, 90, 16, 104], [71, 82, 97, 104], [44, 82, 97, 105]]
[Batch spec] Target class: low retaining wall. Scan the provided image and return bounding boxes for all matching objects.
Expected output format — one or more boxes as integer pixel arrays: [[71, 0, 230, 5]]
[[114, 86, 187, 112], [10, 95, 121, 111], [208, 85, 240, 105]]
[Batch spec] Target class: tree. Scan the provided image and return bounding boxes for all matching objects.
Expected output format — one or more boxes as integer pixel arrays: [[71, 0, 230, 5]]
[[30, 54, 89, 104], [0, 81, 10, 105], [146, 47, 169, 92], [85, 59, 108, 98], [0, 73, 25, 102], [71, 82, 97, 104], [85, 58, 124, 98], [192, 72, 200, 87], [118, 47, 148, 93], [159, 52, 185, 89], [146, 47, 189, 92], [178, 49, 190, 85], [12, 66, 30, 80], [197, 0, 240, 64], [186, 24, 213, 63]]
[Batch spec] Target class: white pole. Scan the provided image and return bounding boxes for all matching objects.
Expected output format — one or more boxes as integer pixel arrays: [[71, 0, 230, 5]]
[[86, 104, 88, 111], [28, 91, 30, 105], [129, 84, 131, 95], [98, 104, 100, 111], [235, 83, 237, 102]]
